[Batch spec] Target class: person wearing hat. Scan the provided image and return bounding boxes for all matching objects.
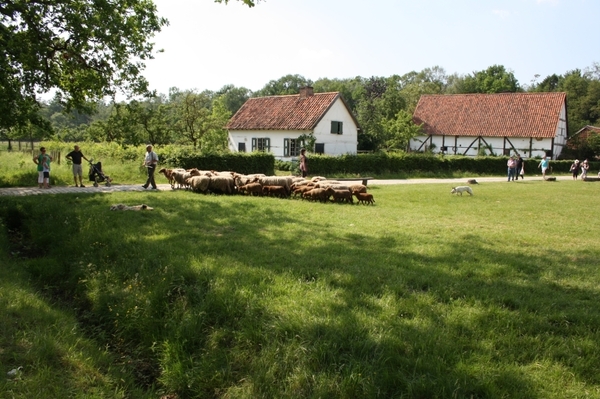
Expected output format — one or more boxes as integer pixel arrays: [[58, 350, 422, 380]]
[[581, 159, 590, 180], [570, 159, 581, 180], [142, 145, 159, 189]]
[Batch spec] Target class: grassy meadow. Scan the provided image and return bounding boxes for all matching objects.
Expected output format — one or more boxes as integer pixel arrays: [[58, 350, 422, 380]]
[[0, 142, 153, 187], [1, 178, 600, 398]]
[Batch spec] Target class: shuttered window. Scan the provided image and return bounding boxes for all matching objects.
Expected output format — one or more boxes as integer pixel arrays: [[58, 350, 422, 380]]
[[330, 121, 343, 134], [252, 138, 270, 152], [284, 138, 303, 157]]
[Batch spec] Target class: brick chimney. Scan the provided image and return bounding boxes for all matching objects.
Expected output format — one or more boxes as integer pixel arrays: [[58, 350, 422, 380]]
[[299, 86, 314, 99]]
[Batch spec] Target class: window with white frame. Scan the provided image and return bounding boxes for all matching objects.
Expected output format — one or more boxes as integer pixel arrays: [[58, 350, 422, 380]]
[[284, 138, 304, 157], [330, 121, 343, 134], [251, 138, 270, 152]]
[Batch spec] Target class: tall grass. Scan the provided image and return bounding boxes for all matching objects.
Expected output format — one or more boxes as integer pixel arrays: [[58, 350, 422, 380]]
[[1, 181, 600, 398], [0, 142, 152, 187]]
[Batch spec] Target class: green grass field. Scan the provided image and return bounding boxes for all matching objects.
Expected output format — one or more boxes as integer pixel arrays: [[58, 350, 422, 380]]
[[1, 179, 600, 398]]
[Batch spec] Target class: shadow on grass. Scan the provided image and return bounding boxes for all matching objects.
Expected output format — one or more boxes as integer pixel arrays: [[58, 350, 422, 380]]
[[1, 191, 599, 398]]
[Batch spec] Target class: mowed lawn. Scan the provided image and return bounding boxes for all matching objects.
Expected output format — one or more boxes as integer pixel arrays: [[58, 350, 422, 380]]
[[1, 180, 600, 399]]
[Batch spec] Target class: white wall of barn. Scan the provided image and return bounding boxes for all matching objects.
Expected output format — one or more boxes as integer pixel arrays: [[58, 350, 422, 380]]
[[409, 135, 556, 158]]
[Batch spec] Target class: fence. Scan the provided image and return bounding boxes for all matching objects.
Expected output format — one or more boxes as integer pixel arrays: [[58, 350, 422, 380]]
[[0, 141, 61, 164]]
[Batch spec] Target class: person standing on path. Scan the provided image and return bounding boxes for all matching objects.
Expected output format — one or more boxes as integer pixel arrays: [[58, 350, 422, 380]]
[[33, 147, 53, 189], [142, 145, 158, 189], [581, 159, 590, 179], [507, 156, 516, 181], [516, 155, 524, 180], [538, 156, 550, 180], [570, 159, 581, 180], [66, 145, 90, 187], [299, 148, 308, 178]]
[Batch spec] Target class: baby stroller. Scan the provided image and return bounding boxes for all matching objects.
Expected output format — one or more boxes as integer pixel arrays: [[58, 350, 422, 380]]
[[88, 159, 112, 187]]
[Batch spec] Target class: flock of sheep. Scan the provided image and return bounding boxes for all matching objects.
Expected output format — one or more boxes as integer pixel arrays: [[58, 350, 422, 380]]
[[158, 168, 375, 205]]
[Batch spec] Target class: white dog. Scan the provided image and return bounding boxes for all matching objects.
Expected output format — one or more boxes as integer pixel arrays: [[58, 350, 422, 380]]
[[450, 186, 473, 196]]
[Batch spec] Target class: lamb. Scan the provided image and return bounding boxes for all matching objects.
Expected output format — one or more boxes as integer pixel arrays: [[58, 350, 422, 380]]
[[354, 192, 375, 205], [332, 189, 354, 204], [262, 185, 288, 198], [234, 174, 259, 188], [259, 176, 293, 195], [292, 185, 314, 198], [239, 182, 263, 196]]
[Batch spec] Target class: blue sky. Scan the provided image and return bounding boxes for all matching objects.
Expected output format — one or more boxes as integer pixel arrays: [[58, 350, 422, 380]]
[[143, 0, 599, 95]]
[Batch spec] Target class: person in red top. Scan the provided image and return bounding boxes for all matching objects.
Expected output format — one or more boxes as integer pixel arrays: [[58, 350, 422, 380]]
[[299, 148, 308, 178]]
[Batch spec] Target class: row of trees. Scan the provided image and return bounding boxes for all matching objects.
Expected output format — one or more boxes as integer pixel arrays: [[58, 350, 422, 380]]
[[13, 63, 597, 155], [2, 1, 599, 156]]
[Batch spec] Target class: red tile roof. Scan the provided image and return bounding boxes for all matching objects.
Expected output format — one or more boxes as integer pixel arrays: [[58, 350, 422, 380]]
[[413, 92, 567, 138], [226, 92, 341, 131]]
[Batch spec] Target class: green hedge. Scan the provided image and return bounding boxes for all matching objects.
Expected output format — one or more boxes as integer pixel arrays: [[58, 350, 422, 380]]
[[166, 151, 275, 175], [303, 153, 596, 176]]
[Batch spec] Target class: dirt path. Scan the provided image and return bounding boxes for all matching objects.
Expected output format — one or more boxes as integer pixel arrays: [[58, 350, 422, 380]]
[[0, 176, 573, 197]]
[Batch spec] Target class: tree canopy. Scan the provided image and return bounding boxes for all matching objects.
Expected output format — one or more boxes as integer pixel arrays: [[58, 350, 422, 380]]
[[0, 0, 169, 130]]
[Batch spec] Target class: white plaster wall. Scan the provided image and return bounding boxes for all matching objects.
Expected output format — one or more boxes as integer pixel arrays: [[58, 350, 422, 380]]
[[227, 98, 358, 159], [552, 104, 568, 159], [228, 130, 307, 159], [410, 135, 555, 159], [312, 98, 358, 156]]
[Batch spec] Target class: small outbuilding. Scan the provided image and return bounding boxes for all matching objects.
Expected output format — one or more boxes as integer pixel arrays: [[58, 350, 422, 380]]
[[226, 87, 359, 160], [410, 92, 568, 159], [566, 125, 600, 149]]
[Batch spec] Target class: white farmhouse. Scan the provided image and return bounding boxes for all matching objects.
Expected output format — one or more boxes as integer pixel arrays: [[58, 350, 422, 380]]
[[410, 92, 568, 159], [226, 87, 359, 160]]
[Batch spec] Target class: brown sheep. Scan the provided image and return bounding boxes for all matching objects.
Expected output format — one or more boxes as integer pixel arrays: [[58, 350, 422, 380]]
[[306, 187, 334, 202], [239, 182, 263, 196], [354, 192, 375, 205], [349, 184, 367, 194], [293, 185, 313, 198], [262, 185, 288, 198], [332, 189, 354, 204], [158, 168, 176, 188]]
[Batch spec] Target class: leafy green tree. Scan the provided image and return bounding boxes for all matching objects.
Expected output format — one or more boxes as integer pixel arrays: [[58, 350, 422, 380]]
[[0, 0, 168, 131], [199, 96, 232, 153], [215, 84, 252, 115], [128, 98, 173, 146], [532, 74, 562, 92], [382, 109, 423, 151], [171, 90, 213, 148], [313, 76, 365, 112], [459, 65, 521, 94], [255, 74, 313, 96]]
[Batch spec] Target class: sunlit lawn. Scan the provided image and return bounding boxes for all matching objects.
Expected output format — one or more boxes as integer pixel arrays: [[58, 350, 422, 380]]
[[1, 180, 599, 398]]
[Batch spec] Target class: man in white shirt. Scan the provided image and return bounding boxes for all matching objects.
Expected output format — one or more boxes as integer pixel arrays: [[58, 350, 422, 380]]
[[142, 145, 159, 189]]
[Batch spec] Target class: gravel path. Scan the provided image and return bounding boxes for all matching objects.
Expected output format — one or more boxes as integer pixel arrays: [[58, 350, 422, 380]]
[[0, 176, 572, 197]]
